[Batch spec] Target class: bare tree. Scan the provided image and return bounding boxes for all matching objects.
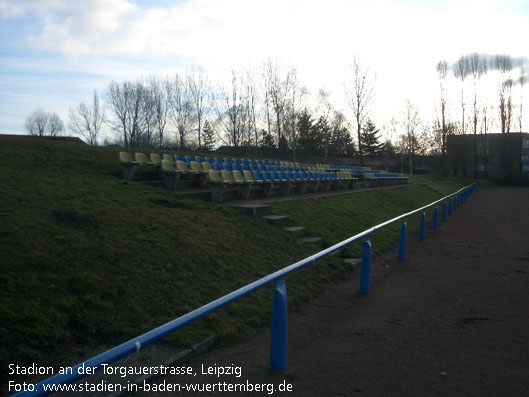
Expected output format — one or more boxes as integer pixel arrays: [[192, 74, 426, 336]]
[[436, 60, 449, 175], [403, 100, 422, 175], [148, 76, 170, 148], [453, 55, 470, 134], [214, 69, 246, 147], [189, 69, 209, 150], [69, 90, 105, 145], [468, 53, 488, 177], [262, 58, 295, 143], [48, 113, 65, 137], [317, 88, 333, 159], [242, 67, 260, 150], [344, 57, 375, 166], [169, 73, 194, 148], [25, 109, 64, 137], [283, 70, 308, 161], [518, 61, 525, 132], [25, 109, 49, 136], [107, 80, 146, 147], [493, 54, 513, 134]]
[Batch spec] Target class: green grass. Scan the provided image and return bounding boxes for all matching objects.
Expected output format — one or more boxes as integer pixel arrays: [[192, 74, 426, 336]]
[[0, 136, 480, 389]]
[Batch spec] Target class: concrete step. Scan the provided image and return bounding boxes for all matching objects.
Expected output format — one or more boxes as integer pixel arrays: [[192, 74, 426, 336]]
[[300, 236, 324, 247], [234, 204, 272, 216], [262, 214, 290, 227], [283, 226, 307, 238], [134, 180, 165, 188], [343, 258, 362, 267]]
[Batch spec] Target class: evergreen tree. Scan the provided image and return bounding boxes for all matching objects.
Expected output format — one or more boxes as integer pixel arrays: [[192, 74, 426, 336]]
[[296, 109, 316, 156], [311, 115, 329, 155], [202, 120, 216, 151], [261, 132, 276, 149], [360, 119, 384, 156]]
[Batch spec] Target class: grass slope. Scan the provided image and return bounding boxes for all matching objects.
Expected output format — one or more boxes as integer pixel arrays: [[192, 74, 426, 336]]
[[0, 136, 476, 388]]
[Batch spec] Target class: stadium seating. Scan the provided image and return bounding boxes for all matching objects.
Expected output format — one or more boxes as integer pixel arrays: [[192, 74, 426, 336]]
[[119, 152, 407, 201]]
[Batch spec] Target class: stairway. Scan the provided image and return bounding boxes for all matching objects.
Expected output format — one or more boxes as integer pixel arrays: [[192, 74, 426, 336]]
[[235, 204, 324, 247]]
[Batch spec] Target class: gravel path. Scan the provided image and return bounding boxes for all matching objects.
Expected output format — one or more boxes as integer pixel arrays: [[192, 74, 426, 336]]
[[134, 187, 529, 397]]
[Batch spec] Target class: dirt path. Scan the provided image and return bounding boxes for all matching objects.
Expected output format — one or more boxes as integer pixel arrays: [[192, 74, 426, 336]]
[[134, 187, 529, 397]]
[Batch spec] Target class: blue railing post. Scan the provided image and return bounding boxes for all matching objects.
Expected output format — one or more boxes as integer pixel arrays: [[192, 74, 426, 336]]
[[360, 237, 372, 294], [398, 220, 407, 260], [433, 206, 439, 231], [442, 201, 447, 222], [454, 195, 458, 211], [419, 212, 426, 241], [270, 278, 288, 371], [448, 198, 453, 215]]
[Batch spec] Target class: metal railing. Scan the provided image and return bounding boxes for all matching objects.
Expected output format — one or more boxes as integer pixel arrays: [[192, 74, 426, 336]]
[[16, 183, 477, 396]]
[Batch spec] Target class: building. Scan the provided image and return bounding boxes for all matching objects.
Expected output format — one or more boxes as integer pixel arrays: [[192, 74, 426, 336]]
[[447, 133, 529, 185]]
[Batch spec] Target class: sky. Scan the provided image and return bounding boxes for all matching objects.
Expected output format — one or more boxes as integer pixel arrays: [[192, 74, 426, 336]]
[[1, 0, 528, 141]]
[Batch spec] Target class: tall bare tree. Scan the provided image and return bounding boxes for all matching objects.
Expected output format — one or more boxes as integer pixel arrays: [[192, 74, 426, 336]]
[[317, 88, 333, 160], [344, 57, 375, 166], [262, 58, 295, 143], [453, 55, 470, 134], [189, 69, 209, 150], [214, 69, 245, 147], [403, 100, 422, 175], [148, 76, 170, 148], [107, 80, 145, 147], [468, 53, 488, 177], [283, 70, 308, 161], [436, 59, 449, 175], [69, 90, 105, 145], [518, 61, 525, 132], [169, 73, 194, 148], [493, 54, 513, 134]]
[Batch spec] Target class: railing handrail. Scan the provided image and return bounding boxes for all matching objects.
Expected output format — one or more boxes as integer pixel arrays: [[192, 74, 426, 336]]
[[16, 183, 476, 396]]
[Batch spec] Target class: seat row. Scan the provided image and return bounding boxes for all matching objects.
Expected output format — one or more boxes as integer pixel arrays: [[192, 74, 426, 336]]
[[119, 151, 407, 202]]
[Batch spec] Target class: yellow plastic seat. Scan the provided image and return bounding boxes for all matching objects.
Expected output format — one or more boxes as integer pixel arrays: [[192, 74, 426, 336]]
[[221, 170, 236, 184], [119, 151, 138, 164], [161, 160, 183, 174], [232, 170, 247, 184], [162, 154, 173, 161], [135, 152, 153, 165], [243, 170, 259, 183], [176, 160, 199, 174], [150, 153, 162, 165], [201, 162, 212, 172], [190, 161, 206, 174], [207, 170, 228, 184]]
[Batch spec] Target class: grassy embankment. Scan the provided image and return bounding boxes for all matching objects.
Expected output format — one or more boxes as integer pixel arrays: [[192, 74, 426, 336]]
[[0, 135, 483, 387]]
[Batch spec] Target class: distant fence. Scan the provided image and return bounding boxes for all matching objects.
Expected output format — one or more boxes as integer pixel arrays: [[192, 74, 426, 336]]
[[15, 183, 478, 396]]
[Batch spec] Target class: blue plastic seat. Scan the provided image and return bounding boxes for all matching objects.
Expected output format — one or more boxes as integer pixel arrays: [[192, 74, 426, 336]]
[[232, 163, 242, 172], [195, 156, 203, 164], [223, 162, 233, 171], [271, 171, 286, 183], [173, 154, 184, 162], [212, 163, 222, 172], [277, 171, 288, 182], [184, 155, 193, 164], [204, 157, 213, 164], [260, 171, 272, 183]]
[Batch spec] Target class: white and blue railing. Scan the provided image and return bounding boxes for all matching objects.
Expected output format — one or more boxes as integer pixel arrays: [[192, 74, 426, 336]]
[[15, 183, 478, 396]]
